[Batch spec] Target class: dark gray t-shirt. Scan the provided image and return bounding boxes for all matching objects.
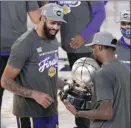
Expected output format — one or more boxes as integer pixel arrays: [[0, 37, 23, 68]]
[[115, 40, 130, 70], [1, 1, 39, 53], [91, 60, 130, 128], [8, 29, 59, 117], [59, 1, 98, 53]]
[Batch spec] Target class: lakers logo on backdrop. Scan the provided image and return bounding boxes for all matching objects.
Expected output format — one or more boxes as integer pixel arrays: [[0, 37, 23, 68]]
[[49, 1, 81, 15]]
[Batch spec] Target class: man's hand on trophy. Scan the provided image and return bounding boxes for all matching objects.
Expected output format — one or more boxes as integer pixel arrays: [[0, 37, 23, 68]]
[[63, 100, 78, 117], [57, 78, 74, 91]]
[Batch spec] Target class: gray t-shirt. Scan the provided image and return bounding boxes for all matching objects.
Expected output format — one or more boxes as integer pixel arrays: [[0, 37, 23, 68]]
[[90, 60, 130, 128], [1, 1, 39, 53], [8, 29, 59, 117], [115, 39, 130, 70]]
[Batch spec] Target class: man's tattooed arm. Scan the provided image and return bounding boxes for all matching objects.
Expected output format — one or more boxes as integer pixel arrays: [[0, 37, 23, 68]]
[[1, 65, 35, 99], [2, 77, 35, 98], [77, 100, 113, 120]]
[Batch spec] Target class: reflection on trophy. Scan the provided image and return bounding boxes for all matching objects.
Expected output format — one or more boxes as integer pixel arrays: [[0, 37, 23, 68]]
[[59, 57, 100, 110]]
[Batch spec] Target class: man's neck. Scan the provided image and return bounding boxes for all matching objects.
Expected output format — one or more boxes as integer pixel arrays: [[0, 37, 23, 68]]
[[102, 54, 116, 65]]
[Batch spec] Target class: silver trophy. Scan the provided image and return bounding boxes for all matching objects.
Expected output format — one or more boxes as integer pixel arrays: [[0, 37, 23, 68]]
[[59, 57, 100, 110]]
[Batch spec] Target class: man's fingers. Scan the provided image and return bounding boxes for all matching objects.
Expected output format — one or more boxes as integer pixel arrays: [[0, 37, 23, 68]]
[[70, 43, 77, 48], [41, 95, 54, 108], [64, 100, 74, 109], [70, 41, 80, 49], [45, 94, 54, 103], [66, 106, 76, 115], [64, 102, 77, 115], [40, 101, 48, 108], [42, 99, 52, 108], [44, 95, 54, 105], [41, 102, 48, 108], [63, 99, 70, 105], [44, 99, 52, 105]]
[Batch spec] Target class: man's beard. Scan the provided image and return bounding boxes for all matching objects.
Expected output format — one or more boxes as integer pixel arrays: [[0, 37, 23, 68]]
[[92, 54, 102, 66], [95, 58, 102, 66], [44, 23, 58, 40]]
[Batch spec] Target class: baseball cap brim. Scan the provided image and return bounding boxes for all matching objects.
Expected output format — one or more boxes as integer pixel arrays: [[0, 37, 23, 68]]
[[47, 16, 67, 23], [85, 43, 95, 47], [117, 19, 131, 23], [85, 42, 116, 48]]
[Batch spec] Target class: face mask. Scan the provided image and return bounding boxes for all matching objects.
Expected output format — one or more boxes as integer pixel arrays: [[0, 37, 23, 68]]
[[120, 27, 131, 39]]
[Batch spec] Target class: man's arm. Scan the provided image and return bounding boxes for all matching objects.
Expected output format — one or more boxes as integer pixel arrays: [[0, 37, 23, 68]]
[[80, 1, 106, 41], [28, 10, 41, 24], [65, 68, 114, 120], [77, 99, 113, 120], [70, 1, 106, 49], [1, 64, 54, 108], [1, 37, 54, 108], [1, 65, 35, 98], [77, 68, 114, 120], [1, 36, 36, 98], [26, 1, 41, 24]]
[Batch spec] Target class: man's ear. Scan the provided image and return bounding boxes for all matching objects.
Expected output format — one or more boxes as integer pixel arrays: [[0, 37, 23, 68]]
[[98, 45, 103, 51], [39, 16, 42, 21], [41, 16, 46, 23]]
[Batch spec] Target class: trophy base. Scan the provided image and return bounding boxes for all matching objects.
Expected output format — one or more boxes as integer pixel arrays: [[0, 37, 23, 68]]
[[59, 88, 92, 110]]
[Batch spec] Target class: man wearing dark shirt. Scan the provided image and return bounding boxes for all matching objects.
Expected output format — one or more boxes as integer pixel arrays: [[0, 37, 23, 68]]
[[1, 3, 66, 128], [64, 32, 130, 128]]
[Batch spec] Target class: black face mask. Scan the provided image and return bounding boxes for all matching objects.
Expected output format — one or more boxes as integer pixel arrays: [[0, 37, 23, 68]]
[[44, 22, 58, 40]]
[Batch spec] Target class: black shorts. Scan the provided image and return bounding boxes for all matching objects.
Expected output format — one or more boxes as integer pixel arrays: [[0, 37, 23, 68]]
[[0, 56, 9, 78], [0, 56, 9, 107]]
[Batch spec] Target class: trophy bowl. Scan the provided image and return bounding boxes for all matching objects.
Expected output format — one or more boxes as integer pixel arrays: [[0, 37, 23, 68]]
[[59, 57, 100, 110], [72, 57, 100, 89], [59, 84, 92, 110]]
